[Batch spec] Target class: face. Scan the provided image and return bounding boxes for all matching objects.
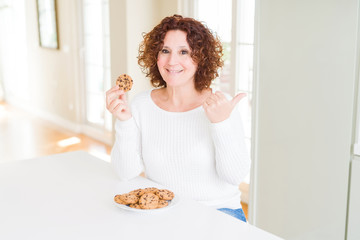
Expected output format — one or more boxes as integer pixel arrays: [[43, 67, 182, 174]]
[[157, 30, 198, 89]]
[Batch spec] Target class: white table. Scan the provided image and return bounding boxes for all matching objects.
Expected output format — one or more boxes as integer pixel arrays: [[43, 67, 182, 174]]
[[0, 151, 282, 240]]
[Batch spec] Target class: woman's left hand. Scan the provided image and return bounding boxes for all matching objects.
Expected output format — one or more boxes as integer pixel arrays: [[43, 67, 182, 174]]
[[203, 91, 246, 123]]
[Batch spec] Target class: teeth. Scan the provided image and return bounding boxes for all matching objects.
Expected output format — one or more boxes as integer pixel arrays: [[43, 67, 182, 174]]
[[167, 69, 182, 73]]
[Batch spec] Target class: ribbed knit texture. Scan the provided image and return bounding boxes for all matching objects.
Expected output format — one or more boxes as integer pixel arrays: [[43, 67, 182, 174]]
[[111, 90, 250, 209]]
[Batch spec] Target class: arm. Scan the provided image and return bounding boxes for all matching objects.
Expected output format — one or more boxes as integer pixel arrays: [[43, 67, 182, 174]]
[[203, 91, 250, 185], [106, 85, 144, 180], [111, 118, 144, 180], [210, 108, 250, 185]]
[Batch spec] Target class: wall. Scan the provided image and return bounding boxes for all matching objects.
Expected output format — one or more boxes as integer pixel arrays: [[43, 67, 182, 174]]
[[24, 0, 81, 125], [251, 0, 358, 239]]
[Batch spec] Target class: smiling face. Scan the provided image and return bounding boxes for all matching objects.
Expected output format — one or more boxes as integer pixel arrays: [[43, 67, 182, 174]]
[[157, 30, 198, 89]]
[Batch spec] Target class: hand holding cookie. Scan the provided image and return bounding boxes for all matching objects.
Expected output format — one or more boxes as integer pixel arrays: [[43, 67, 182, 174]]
[[105, 74, 133, 121]]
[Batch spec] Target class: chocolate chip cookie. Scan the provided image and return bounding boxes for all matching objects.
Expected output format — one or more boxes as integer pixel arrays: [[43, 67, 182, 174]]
[[157, 199, 169, 208], [155, 189, 175, 200], [118, 193, 139, 204], [116, 74, 133, 92], [138, 193, 159, 209]]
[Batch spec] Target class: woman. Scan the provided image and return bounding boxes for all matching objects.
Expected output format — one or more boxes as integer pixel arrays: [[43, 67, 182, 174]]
[[106, 15, 250, 222]]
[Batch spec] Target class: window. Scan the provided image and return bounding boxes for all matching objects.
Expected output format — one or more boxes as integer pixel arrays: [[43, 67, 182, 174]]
[[81, 0, 112, 142], [0, 0, 29, 102]]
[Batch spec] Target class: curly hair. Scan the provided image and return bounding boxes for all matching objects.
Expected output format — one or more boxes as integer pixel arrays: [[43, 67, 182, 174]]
[[138, 14, 224, 91]]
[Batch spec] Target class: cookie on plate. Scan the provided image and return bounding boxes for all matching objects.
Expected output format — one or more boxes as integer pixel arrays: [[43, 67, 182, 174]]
[[155, 189, 175, 200], [116, 74, 133, 92], [129, 203, 142, 209], [143, 187, 159, 194], [114, 195, 127, 205], [129, 188, 147, 197], [139, 193, 159, 209], [157, 199, 169, 209], [118, 193, 139, 204]]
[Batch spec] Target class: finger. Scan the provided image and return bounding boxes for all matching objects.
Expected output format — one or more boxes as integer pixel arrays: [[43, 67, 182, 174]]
[[202, 102, 211, 113], [231, 93, 247, 108], [203, 101, 209, 108], [107, 100, 120, 113], [106, 88, 119, 103], [106, 93, 117, 108], [205, 92, 219, 104], [209, 92, 220, 101], [118, 90, 127, 103], [106, 89, 125, 106], [216, 91, 230, 103], [205, 97, 216, 106], [214, 91, 225, 99], [106, 85, 119, 96], [108, 99, 126, 112], [113, 102, 127, 113]]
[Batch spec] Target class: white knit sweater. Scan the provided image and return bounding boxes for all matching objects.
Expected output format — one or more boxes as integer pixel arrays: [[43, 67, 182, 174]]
[[111, 90, 250, 209]]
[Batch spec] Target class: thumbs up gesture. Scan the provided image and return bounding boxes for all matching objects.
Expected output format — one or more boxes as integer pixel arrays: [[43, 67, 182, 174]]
[[203, 91, 246, 123]]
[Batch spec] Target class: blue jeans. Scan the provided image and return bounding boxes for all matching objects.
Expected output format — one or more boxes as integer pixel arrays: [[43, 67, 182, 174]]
[[217, 208, 247, 222]]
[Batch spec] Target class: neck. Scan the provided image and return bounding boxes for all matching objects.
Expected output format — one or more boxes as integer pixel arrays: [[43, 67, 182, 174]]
[[153, 86, 211, 112], [164, 87, 200, 107]]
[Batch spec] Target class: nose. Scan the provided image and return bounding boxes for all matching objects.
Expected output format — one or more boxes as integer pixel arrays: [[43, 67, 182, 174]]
[[167, 52, 179, 65]]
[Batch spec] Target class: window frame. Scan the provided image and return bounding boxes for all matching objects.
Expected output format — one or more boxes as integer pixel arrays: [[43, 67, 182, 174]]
[[354, 80, 360, 156]]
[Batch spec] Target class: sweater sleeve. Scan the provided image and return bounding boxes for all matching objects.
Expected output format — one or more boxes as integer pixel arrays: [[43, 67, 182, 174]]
[[210, 107, 251, 185], [110, 117, 144, 181]]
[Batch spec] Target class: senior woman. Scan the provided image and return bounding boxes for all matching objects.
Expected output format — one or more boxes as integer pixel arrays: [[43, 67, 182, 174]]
[[106, 15, 250, 222]]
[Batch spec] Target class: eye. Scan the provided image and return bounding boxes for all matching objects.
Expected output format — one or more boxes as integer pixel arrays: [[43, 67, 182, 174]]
[[180, 50, 189, 55], [161, 49, 169, 54]]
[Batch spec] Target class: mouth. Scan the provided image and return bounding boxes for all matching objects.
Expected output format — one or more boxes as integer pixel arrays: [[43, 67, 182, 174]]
[[166, 69, 183, 74]]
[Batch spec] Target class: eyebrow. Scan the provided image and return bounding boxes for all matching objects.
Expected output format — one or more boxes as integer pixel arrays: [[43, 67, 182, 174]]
[[162, 45, 189, 49]]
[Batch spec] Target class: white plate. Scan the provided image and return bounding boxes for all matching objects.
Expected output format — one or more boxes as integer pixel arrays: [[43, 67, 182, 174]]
[[114, 195, 180, 213]]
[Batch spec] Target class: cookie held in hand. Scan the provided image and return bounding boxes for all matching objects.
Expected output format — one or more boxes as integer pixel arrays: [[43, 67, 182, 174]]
[[116, 74, 133, 92]]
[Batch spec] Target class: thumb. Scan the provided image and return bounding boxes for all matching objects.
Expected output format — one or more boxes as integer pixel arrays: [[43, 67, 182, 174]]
[[118, 91, 127, 102], [231, 92, 246, 108]]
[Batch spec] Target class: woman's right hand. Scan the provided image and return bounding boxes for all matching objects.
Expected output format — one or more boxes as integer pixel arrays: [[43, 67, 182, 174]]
[[106, 85, 132, 121]]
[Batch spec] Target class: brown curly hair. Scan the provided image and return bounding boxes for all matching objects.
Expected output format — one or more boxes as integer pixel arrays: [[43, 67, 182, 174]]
[[138, 14, 224, 91]]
